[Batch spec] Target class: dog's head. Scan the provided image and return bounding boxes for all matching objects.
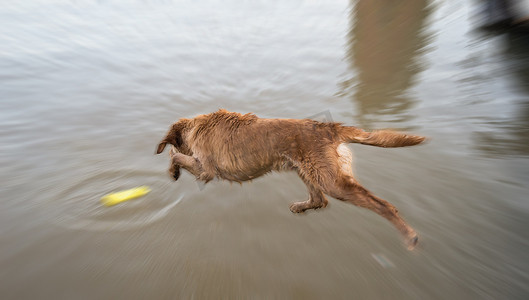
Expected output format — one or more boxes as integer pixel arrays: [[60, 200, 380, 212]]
[[156, 119, 190, 155], [156, 119, 191, 181]]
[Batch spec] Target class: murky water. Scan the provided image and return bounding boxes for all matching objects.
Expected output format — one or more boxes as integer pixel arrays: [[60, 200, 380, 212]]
[[1, 0, 529, 299]]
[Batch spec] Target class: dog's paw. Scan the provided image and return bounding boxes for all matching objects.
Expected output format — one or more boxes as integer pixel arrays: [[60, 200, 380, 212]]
[[289, 202, 307, 213], [406, 234, 419, 251], [169, 168, 180, 181]]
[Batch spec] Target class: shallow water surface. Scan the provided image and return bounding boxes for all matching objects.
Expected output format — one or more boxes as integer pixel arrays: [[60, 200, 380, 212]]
[[1, 0, 529, 299]]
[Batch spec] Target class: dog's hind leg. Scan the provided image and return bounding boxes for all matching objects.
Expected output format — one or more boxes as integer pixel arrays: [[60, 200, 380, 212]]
[[293, 152, 418, 249], [322, 174, 418, 250], [289, 181, 328, 213]]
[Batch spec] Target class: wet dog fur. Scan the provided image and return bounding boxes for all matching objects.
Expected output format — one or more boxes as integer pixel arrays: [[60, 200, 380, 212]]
[[156, 109, 425, 249]]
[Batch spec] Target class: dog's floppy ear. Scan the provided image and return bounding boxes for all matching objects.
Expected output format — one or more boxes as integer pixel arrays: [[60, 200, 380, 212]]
[[156, 141, 167, 154], [155, 121, 187, 154]]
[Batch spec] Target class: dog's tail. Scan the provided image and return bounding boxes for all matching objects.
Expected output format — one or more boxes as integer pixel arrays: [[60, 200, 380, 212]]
[[339, 126, 426, 148]]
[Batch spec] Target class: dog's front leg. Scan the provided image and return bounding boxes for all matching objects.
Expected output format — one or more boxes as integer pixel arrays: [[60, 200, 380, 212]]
[[169, 150, 213, 182]]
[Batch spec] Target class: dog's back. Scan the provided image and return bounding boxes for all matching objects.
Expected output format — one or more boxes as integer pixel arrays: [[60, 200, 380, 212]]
[[185, 110, 344, 180]]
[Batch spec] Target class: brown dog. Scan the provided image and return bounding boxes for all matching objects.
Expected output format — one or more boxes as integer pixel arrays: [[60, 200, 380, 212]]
[[156, 109, 425, 249]]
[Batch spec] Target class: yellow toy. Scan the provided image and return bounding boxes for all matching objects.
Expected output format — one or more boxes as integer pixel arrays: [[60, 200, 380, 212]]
[[100, 186, 151, 207]]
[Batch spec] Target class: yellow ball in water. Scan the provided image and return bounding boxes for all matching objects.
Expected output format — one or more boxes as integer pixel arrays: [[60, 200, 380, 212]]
[[100, 186, 151, 207]]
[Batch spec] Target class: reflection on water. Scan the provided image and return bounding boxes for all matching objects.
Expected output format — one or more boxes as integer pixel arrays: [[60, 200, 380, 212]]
[[1, 0, 529, 299], [474, 29, 529, 156], [340, 0, 431, 126]]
